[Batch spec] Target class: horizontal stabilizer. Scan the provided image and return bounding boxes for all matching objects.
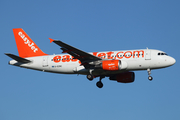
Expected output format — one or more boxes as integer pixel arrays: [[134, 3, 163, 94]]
[[5, 53, 31, 63]]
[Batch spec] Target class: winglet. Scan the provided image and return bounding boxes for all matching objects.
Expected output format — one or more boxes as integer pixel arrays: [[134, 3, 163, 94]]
[[49, 38, 54, 43]]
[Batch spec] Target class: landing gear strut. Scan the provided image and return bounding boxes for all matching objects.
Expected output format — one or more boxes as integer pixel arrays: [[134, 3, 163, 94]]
[[96, 76, 105, 88], [147, 68, 153, 81], [87, 69, 94, 81]]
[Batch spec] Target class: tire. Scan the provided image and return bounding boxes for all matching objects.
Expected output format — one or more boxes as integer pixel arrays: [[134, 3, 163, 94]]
[[87, 74, 93, 81], [148, 76, 153, 81], [96, 81, 103, 88]]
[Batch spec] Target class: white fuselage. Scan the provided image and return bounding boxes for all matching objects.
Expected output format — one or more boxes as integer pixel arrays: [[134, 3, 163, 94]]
[[9, 49, 176, 75]]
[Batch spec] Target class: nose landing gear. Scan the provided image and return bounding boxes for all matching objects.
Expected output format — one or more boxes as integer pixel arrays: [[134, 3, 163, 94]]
[[148, 76, 153, 80], [147, 68, 153, 81]]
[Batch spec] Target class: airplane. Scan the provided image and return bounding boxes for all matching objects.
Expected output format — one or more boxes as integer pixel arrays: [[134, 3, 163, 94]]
[[5, 28, 176, 88]]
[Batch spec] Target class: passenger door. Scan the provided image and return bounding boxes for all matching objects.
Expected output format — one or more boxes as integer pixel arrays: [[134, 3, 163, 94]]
[[145, 49, 151, 60], [42, 57, 48, 67]]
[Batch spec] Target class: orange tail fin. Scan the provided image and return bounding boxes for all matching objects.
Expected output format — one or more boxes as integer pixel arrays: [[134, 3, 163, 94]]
[[13, 28, 47, 58]]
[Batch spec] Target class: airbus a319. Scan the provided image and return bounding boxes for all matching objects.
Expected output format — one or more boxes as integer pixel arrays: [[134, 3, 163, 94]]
[[5, 28, 176, 88]]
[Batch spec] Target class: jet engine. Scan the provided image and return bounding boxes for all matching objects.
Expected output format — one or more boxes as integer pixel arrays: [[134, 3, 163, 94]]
[[101, 60, 120, 70], [100, 60, 127, 71], [109, 72, 135, 83]]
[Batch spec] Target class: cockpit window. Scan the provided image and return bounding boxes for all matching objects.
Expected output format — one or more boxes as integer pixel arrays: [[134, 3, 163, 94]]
[[158, 52, 168, 56]]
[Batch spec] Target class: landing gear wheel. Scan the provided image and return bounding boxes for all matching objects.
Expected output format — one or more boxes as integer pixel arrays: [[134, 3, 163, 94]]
[[87, 74, 93, 81], [96, 81, 103, 88], [147, 68, 153, 81], [148, 76, 153, 81]]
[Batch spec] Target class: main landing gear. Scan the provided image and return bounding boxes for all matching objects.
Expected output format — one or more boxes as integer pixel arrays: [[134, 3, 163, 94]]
[[87, 69, 94, 81], [147, 68, 153, 81], [86, 74, 105, 88], [87, 74, 93, 81], [96, 76, 105, 88]]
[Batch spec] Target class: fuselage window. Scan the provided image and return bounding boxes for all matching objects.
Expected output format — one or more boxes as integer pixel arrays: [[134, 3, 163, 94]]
[[158, 52, 168, 56]]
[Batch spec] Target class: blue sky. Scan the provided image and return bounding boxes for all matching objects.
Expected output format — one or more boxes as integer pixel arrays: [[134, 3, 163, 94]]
[[1, 0, 180, 120]]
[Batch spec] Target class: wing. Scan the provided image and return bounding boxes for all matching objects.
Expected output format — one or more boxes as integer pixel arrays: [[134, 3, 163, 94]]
[[49, 38, 102, 64]]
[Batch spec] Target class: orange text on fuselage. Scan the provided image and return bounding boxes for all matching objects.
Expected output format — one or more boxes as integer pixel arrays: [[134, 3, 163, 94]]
[[52, 50, 144, 63]]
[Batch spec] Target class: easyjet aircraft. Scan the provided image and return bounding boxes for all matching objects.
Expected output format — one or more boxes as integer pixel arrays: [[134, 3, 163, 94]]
[[5, 28, 176, 88]]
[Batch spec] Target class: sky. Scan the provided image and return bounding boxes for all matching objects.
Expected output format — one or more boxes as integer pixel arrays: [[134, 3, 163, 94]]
[[1, 0, 180, 120]]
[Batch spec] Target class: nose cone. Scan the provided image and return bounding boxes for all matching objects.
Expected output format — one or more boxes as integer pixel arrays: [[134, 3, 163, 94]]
[[169, 57, 176, 66]]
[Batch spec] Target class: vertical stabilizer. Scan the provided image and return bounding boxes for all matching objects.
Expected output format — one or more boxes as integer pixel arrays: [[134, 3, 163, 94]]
[[13, 28, 47, 58]]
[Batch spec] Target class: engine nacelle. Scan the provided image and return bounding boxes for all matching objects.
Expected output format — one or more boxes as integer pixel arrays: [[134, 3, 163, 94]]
[[109, 72, 135, 83], [101, 60, 127, 71], [102, 60, 120, 71]]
